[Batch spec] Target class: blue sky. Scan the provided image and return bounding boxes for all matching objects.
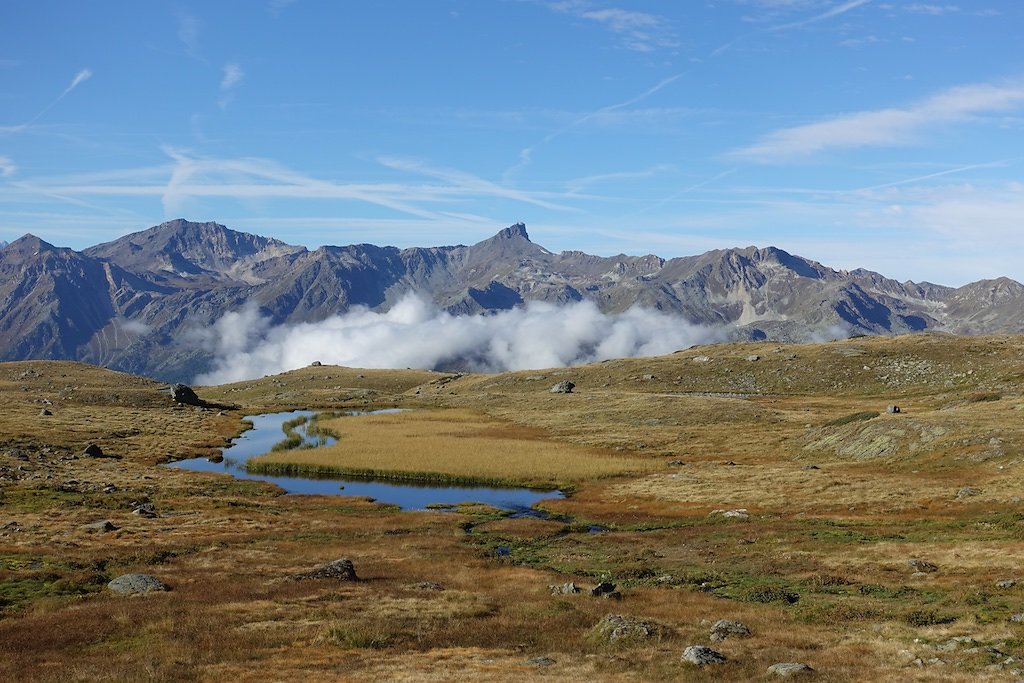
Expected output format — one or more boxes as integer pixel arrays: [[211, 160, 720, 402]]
[[1, 0, 1022, 285]]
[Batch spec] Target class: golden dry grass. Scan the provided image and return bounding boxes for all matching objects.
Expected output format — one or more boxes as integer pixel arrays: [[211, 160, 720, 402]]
[[3, 335, 1024, 682], [250, 408, 658, 487]]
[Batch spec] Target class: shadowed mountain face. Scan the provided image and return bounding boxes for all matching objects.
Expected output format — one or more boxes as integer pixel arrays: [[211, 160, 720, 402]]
[[1, 219, 1021, 381]]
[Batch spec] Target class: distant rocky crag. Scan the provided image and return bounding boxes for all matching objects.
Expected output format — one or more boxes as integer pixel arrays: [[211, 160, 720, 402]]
[[1, 219, 1022, 382]]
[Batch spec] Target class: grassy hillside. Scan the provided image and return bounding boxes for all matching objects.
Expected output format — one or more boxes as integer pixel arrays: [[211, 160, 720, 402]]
[[1, 334, 1023, 681]]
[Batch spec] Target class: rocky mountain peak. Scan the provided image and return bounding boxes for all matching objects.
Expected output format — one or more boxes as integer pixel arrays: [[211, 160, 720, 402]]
[[496, 222, 530, 241], [84, 218, 306, 284], [2, 234, 61, 259]]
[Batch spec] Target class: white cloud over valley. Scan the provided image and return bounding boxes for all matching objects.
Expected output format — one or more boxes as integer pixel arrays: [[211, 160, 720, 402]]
[[193, 296, 720, 384]]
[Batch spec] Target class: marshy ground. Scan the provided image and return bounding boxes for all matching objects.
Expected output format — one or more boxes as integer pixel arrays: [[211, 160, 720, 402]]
[[1, 334, 1023, 681]]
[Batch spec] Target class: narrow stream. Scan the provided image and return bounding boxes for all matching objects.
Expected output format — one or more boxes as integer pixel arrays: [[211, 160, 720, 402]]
[[165, 410, 564, 512]]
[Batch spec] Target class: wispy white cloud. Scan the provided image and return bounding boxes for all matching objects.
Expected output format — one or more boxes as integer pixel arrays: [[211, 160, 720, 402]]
[[713, 0, 872, 56], [730, 80, 1024, 162], [0, 155, 16, 177], [177, 12, 202, 59], [220, 63, 244, 91], [766, 0, 872, 32], [0, 147, 580, 221], [904, 3, 959, 15], [3, 68, 96, 129], [377, 155, 578, 212], [62, 68, 93, 97], [269, 0, 299, 15], [218, 63, 245, 109], [541, 1, 677, 52], [564, 164, 674, 194], [508, 74, 683, 178], [854, 159, 1013, 190]]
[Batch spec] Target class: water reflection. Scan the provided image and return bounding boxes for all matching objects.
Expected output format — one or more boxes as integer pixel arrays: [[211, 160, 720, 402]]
[[165, 410, 563, 511]]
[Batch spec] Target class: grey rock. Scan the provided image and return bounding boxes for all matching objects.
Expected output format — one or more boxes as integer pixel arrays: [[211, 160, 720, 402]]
[[710, 619, 750, 642], [107, 573, 168, 594], [907, 558, 938, 573], [310, 360, 322, 366], [746, 354, 760, 362], [996, 579, 1017, 589], [39, 408, 52, 416], [132, 503, 157, 518], [527, 656, 555, 666], [709, 508, 750, 521], [591, 614, 661, 643], [1011, 613, 1024, 623], [81, 520, 117, 533], [171, 383, 201, 406], [550, 380, 576, 394], [887, 405, 901, 414], [767, 662, 815, 677], [294, 558, 357, 581], [956, 486, 981, 499], [549, 582, 581, 595], [82, 443, 104, 458], [591, 581, 617, 597], [682, 645, 726, 666]]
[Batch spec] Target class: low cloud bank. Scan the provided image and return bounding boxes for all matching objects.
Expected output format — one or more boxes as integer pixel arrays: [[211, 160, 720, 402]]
[[193, 295, 721, 384]]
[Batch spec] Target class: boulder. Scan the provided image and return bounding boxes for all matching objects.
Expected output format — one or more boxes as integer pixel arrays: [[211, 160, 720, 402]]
[[171, 383, 202, 406], [294, 558, 357, 581], [107, 573, 169, 594], [709, 508, 750, 521], [591, 581, 618, 598], [682, 645, 726, 666], [310, 360, 322, 366], [132, 503, 157, 518], [549, 582, 581, 595], [995, 579, 1016, 589], [767, 662, 815, 677], [39, 408, 52, 416], [82, 443, 104, 458], [81, 520, 117, 533], [710, 619, 750, 642], [887, 405, 901, 414], [550, 380, 576, 394], [907, 558, 938, 573], [956, 486, 981, 499], [591, 614, 662, 643]]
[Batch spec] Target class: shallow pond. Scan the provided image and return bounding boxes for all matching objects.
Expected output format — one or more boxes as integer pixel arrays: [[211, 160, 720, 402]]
[[165, 410, 564, 512]]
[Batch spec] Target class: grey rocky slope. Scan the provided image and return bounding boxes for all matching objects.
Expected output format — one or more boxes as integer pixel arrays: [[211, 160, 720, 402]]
[[1, 219, 1021, 381]]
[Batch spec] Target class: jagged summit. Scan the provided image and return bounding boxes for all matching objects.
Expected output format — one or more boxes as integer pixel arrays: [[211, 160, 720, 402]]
[[496, 222, 530, 241]]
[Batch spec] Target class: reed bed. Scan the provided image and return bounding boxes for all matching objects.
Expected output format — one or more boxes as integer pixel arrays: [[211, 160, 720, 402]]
[[248, 408, 657, 488]]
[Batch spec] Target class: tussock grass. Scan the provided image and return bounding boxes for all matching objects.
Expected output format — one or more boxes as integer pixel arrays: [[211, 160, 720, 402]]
[[249, 408, 655, 488]]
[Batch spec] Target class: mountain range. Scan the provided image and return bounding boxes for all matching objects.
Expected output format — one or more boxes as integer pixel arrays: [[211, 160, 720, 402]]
[[2, 219, 1022, 382]]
